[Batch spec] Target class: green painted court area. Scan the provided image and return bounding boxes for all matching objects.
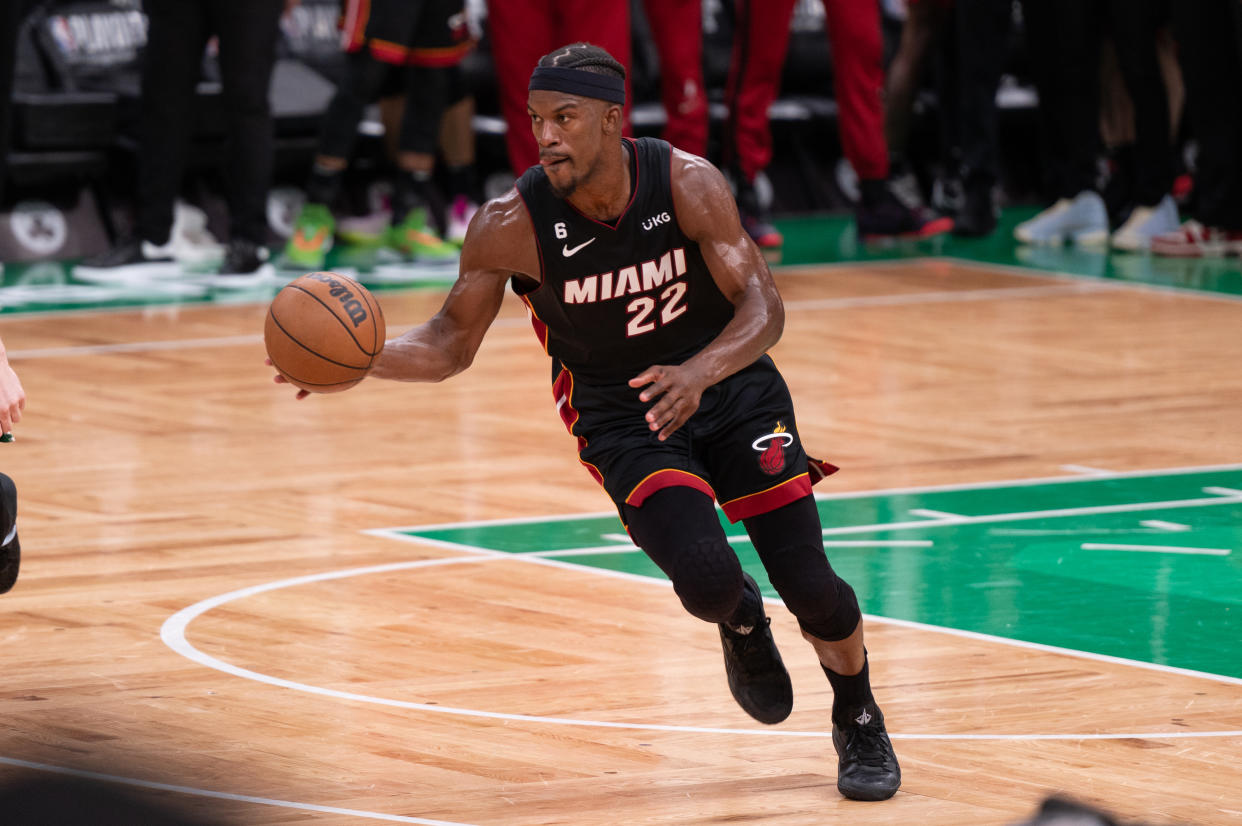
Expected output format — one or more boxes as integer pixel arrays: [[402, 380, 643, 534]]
[[396, 466, 1242, 679]]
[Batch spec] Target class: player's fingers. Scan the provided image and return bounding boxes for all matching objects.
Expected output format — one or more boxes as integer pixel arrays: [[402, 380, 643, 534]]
[[10, 405, 20, 424], [628, 369, 657, 389], [296, 389, 310, 401]]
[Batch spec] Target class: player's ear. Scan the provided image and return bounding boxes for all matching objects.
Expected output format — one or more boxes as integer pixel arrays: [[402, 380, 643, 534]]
[[601, 103, 622, 136]]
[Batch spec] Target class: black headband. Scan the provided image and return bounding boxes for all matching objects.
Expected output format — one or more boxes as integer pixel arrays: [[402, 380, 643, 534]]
[[528, 66, 626, 105]]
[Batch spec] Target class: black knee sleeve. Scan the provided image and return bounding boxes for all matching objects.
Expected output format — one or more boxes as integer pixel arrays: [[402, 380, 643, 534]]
[[623, 487, 746, 625], [744, 497, 862, 642], [763, 544, 861, 641], [668, 537, 744, 623]]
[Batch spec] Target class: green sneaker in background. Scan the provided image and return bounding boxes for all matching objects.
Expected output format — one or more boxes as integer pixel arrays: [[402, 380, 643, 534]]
[[282, 203, 336, 270], [385, 207, 459, 263]]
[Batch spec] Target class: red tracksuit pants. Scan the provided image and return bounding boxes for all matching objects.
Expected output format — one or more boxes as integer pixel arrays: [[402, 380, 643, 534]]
[[487, 0, 632, 175], [643, 0, 890, 183]]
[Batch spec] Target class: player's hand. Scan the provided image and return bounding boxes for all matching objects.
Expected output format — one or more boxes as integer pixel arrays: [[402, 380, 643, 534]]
[[265, 358, 310, 400], [0, 360, 25, 438], [629, 363, 708, 441]]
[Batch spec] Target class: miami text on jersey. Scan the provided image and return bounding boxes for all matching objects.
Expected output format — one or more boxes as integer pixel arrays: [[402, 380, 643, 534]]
[[563, 247, 687, 305]]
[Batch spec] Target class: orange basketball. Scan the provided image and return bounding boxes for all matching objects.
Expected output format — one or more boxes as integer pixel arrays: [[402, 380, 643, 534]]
[[264, 271, 386, 393]]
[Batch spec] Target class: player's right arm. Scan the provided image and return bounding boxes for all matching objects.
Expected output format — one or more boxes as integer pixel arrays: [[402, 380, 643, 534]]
[[369, 189, 541, 384]]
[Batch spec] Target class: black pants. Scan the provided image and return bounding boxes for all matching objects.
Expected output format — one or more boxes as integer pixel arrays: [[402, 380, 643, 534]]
[[317, 52, 451, 161], [1020, 0, 1172, 205], [1172, 0, 1242, 230], [136, 0, 284, 246], [952, 0, 1011, 184]]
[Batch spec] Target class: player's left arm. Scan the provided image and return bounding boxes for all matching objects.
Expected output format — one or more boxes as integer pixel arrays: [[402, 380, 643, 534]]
[[628, 149, 784, 441]]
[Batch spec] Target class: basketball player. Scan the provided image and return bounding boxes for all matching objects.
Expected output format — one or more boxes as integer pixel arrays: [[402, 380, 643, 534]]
[[0, 334, 24, 594], [271, 43, 901, 801]]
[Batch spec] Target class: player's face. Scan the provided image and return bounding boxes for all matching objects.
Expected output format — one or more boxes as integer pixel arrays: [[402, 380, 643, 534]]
[[527, 91, 613, 199]]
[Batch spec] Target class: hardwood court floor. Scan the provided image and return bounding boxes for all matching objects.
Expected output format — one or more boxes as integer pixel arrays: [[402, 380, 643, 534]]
[[1, 259, 1240, 825]]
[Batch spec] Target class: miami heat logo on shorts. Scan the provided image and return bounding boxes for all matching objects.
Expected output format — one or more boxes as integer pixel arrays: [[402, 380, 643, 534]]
[[752, 422, 794, 476]]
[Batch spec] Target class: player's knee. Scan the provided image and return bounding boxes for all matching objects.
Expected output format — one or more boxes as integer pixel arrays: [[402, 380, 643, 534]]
[[764, 543, 861, 642], [669, 537, 745, 624]]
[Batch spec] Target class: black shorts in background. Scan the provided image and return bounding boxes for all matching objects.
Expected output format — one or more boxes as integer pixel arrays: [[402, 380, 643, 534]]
[[340, 0, 471, 67]]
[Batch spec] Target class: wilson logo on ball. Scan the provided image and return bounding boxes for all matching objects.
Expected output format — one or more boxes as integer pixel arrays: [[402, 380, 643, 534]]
[[752, 422, 794, 476], [305, 271, 369, 327]]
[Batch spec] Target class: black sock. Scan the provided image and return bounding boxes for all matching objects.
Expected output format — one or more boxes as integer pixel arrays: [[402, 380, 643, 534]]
[[306, 161, 344, 207], [824, 652, 876, 724], [445, 164, 477, 201], [393, 169, 434, 224]]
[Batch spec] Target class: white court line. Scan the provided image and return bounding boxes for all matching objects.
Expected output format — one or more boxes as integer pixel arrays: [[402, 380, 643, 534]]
[[1060, 464, 1117, 476], [7, 281, 1111, 361], [0, 756, 474, 825], [370, 461, 1242, 537], [1081, 543, 1231, 556], [161, 551, 1242, 743], [908, 508, 961, 519], [598, 533, 931, 549], [1204, 486, 1242, 497], [1140, 520, 1191, 532]]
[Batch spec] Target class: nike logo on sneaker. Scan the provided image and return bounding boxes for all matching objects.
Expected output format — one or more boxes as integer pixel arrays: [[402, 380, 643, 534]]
[[855, 708, 873, 726], [562, 237, 596, 257]]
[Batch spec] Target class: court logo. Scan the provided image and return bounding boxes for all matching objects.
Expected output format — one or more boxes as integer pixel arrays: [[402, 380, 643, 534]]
[[10, 201, 68, 257], [753, 421, 793, 476]]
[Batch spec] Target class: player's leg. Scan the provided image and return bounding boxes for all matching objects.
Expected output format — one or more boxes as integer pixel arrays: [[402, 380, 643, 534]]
[[641, 0, 709, 157], [0, 472, 18, 594], [723, 0, 798, 252], [284, 45, 395, 269], [487, 0, 554, 174], [623, 486, 793, 724], [742, 496, 900, 800], [211, 0, 284, 278]]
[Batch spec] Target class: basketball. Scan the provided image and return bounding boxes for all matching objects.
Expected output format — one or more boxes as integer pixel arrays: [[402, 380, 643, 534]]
[[264, 271, 386, 393]]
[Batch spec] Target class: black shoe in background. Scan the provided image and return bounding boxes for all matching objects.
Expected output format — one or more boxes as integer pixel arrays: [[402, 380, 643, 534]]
[[952, 175, 999, 238], [216, 239, 273, 286], [856, 181, 953, 241], [73, 238, 179, 280]]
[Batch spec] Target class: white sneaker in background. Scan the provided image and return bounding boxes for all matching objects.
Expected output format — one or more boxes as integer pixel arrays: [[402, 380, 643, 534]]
[[1014, 190, 1109, 246], [168, 201, 224, 265], [1111, 195, 1180, 252]]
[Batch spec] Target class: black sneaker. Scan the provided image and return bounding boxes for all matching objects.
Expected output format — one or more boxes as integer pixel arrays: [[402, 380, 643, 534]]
[[215, 239, 274, 287], [952, 174, 999, 238], [718, 573, 793, 724], [856, 184, 953, 242], [0, 472, 18, 595], [832, 702, 901, 800], [73, 237, 180, 281]]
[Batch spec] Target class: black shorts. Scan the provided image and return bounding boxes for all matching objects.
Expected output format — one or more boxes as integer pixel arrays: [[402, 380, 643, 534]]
[[341, 0, 472, 67], [553, 355, 837, 522]]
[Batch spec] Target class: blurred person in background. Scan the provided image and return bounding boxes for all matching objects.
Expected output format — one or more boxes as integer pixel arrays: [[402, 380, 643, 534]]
[[883, 0, 1011, 237], [74, 0, 290, 282], [1150, 0, 1242, 257], [282, 0, 473, 270], [486, 0, 631, 177], [1014, 0, 1179, 251]]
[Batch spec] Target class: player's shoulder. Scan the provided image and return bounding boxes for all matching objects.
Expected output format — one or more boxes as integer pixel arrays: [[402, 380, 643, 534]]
[[669, 146, 730, 199], [460, 187, 540, 278], [668, 147, 735, 237]]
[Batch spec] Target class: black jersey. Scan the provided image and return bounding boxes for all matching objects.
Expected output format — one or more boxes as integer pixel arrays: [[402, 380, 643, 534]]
[[514, 137, 735, 385]]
